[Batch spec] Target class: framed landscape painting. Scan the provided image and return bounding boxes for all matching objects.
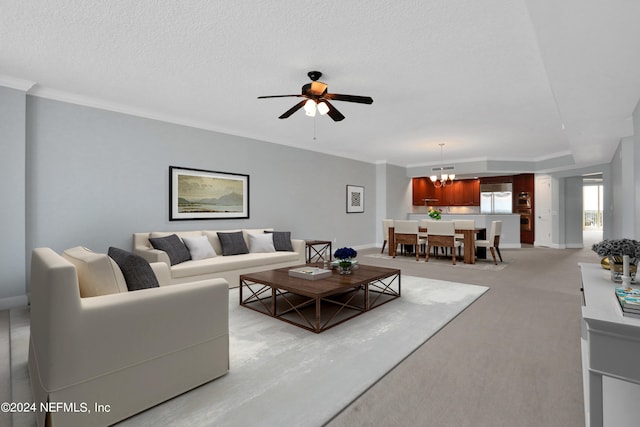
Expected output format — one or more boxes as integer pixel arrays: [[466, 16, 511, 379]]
[[170, 166, 249, 220], [346, 185, 365, 213]]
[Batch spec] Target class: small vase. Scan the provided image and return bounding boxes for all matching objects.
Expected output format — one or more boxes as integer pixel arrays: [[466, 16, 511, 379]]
[[338, 261, 352, 275], [607, 255, 638, 283]]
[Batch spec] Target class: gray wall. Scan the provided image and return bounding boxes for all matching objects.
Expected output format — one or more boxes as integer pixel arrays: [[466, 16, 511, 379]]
[[609, 137, 635, 239], [374, 162, 411, 244], [16, 96, 377, 298], [563, 176, 584, 248], [635, 100, 640, 239], [0, 87, 27, 308]]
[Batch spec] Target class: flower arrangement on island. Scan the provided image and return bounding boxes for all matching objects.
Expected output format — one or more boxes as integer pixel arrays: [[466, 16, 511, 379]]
[[428, 207, 442, 220]]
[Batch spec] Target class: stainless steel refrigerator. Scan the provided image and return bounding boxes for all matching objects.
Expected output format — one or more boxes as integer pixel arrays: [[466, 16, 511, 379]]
[[480, 183, 513, 214]]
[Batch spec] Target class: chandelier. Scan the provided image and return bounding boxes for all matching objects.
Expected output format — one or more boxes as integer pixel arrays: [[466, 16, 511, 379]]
[[430, 143, 455, 188]]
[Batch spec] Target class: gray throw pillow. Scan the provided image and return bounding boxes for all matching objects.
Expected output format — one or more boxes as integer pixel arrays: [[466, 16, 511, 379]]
[[108, 247, 160, 291], [148, 234, 191, 265], [217, 231, 249, 256], [265, 230, 294, 251]]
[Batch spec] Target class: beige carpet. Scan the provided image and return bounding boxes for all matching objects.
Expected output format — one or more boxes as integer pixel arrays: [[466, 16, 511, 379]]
[[365, 253, 507, 271], [8, 277, 487, 427], [327, 243, 598, 427]]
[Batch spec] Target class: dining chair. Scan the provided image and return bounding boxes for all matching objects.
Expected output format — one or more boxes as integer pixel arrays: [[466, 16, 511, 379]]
[[381, 219, 394, 254], [475, 220, 503, 265], [425, 220, 461, 265], [454, 219, 475, 257], [393, 220, 426, 261]]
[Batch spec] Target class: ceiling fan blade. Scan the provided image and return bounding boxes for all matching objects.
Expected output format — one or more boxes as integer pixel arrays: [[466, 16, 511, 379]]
[[324, 93, 374, 104], [321, 100, 345, 122], [278, 100, 307, 119], [258, 94, 303, 99]]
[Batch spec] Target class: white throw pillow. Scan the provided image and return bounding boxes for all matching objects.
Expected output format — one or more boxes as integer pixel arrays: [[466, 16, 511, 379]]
[[182, 235, 217, 260], [249, 233, 276, 253]]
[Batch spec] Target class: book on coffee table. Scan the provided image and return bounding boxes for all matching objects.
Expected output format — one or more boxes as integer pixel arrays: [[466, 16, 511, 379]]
[[288, 267, 333, 280]]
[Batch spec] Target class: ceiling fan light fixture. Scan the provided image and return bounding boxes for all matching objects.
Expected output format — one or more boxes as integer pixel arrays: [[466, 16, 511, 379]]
[[257, 70, 373, 122], [304, 99, 316, 116], [317, 101, 329, 115]]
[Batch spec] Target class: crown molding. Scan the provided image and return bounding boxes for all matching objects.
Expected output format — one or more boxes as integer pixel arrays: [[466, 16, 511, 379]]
[[27, 85, 247, 137], [0, 75, 36, 92]]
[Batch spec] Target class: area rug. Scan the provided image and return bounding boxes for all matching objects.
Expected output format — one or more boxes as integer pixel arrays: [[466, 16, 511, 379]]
[[365, 253, 508, 271], [10, 276, 488, 427]]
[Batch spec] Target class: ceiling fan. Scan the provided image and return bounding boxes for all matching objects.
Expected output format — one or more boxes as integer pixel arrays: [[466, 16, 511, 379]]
[[257, 71, 373, 121]]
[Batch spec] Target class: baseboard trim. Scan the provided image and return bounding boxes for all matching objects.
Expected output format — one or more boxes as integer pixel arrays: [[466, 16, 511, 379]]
[[353, 243, 378, 251], [534, 242, 565, 249], [566, 243, 585, 249], [0, 295, 28, 311]]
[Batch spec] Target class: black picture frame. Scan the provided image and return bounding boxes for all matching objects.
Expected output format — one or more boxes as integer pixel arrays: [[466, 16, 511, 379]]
[[169, 166, 249, 220], [346, 185, 365, 213]]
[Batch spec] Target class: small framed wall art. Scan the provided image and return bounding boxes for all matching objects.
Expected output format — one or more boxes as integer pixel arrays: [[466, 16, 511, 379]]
[[346, 185, 365, 213], [169, 166, 249, 220]]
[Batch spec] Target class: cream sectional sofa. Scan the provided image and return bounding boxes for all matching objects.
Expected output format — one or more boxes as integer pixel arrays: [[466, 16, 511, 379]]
[[29, 247, 229, 427], [133, 228, 306, 288]]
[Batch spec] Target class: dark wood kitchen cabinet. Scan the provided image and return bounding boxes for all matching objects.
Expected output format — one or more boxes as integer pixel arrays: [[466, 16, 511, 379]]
[[412, 178, 479, 206]]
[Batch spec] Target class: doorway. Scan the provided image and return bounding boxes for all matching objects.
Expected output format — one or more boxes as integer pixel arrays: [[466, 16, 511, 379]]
[[583, 176, 603, 245]]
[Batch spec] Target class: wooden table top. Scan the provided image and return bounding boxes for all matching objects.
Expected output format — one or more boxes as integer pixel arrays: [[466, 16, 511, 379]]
[[240, 264, 400, 298]]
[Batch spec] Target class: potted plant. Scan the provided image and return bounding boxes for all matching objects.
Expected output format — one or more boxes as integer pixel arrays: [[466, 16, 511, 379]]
[[592, 238, 640, 283], [334, 247, 358, 275]]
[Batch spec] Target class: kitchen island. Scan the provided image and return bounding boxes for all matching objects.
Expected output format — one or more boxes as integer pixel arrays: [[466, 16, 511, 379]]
[[407, 213, 521, 248]]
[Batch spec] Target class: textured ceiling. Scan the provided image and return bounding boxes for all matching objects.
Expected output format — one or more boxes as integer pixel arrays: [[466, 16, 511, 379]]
[[2, 0, 640, 172]]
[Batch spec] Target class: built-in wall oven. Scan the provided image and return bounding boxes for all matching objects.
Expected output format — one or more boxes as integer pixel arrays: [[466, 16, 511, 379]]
[[517, 192, 532, 231]]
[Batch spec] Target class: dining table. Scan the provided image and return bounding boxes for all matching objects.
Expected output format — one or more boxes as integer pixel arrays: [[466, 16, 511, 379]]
[[388, 226, 486, 264]]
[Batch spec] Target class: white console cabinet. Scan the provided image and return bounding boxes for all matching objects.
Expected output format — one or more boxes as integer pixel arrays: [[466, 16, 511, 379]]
[[580, 263, 640, 427]]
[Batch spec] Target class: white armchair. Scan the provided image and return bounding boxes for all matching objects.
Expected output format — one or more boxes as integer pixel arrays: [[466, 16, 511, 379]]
[[454, 219, 476, 256], [28, 247, 230, 427], [425, 220, 461, 265], [392, 220, 426, 261], [475, 220, 503, 264]]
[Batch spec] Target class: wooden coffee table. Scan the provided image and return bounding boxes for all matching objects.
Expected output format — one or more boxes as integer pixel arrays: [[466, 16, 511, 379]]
[[240, 264, 401, 333]]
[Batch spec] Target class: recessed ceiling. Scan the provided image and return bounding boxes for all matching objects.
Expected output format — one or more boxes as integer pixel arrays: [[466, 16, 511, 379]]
[[2, 0, 639, 171]]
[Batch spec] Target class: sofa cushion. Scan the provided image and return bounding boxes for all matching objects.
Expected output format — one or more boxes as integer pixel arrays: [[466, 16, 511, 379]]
[[242, 228, 274, 247], [202, 229, 238, 254], [264, 230, 294, 252], [248, 233, 276, 253], [217, 231, 249, 256], [62, 246, 128, 297], [149, 234, 191, 265], [170, 251, 301, 279], [108, 247, 160, 291], [182, 235, 217, 260]]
